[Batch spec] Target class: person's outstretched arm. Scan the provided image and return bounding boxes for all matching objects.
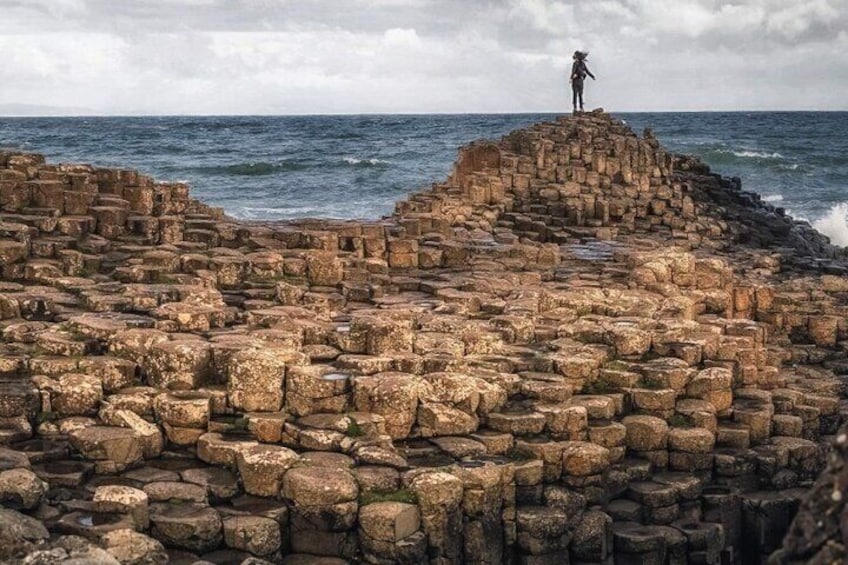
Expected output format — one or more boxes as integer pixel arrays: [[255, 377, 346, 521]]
[[586, 65, 595, 80]]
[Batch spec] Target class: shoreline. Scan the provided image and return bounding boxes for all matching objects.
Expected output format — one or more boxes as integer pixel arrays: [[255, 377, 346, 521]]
[[3, 111, 844, 232]]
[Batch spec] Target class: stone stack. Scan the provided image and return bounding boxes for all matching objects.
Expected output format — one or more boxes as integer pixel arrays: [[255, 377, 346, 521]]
[[0, 112, 846, 564]]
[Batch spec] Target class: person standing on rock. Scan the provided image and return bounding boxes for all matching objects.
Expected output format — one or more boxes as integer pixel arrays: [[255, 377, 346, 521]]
[[570, 50, 595, 113]]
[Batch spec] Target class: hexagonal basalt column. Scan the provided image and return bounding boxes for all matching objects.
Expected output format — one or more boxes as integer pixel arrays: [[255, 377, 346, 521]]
[[353, 373, 422, 440], [226, 348, 287, 412], [146, 340, 212, 391], [149, 502, 223, 553], [285, 365, 351, 417], [223, 515, 283, 558], [69, 426, 144, 473], [359, 502, 425, 564], [283, 466, 360, 557], [236, 444, 299, 497]]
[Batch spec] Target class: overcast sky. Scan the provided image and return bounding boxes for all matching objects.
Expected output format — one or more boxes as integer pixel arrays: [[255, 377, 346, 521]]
[[2, 0, 847, 115]]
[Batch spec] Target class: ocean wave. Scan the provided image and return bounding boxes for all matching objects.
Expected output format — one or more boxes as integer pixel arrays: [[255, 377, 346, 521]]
[[189, 160, 311, 176], [234, 206, 292, 219], [812, 202, 848, 247], [232, 203, 371, 220], [703, 148, 785, 161], [762, 194, 784, 203], [729, 150, 784, 159], [342, 157, 389, 167], [697, 147, 806, 175]]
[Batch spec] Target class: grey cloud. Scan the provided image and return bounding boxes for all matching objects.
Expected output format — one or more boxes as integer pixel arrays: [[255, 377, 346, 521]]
[[4, 0, 847, 44], [123, 33, 220, 78], [3, 0, 494, 34], [0, 0, 846, 114]]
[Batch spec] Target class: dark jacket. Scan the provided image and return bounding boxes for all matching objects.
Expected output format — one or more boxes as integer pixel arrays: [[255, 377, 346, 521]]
[[571, 60, 595, 82]]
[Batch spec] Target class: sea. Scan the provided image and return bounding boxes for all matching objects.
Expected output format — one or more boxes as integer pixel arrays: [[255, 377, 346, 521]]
[[1, 112, 847, 245]]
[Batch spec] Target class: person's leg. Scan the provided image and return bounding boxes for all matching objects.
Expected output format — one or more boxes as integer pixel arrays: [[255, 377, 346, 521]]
[[578, 83, 584, 111], [572, 84, 578, 110]]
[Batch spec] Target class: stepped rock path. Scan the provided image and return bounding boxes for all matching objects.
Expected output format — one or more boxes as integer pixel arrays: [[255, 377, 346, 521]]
[[0, 110, 847, 564]]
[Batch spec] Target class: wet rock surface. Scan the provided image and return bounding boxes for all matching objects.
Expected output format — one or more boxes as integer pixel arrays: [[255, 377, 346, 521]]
[[1, 110, 847, 564]]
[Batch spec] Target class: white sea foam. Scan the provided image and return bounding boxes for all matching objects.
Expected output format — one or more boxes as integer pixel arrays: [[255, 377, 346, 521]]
[[343, 157, 389, 165], [812, 203, 848, 247], [234, 206, 310, 219], [728, 150, 784, 159], [234, 204, 368, 220], [762, 194, 784, 203], [240, 206, 290, 213]]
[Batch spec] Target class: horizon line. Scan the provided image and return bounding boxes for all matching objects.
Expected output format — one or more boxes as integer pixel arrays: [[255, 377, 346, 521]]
[[2, 109, 848, 119], [0, 104, 848, 119]]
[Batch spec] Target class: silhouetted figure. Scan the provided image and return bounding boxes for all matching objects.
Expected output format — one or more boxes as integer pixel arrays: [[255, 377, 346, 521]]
[[570, 51, 595, 112]]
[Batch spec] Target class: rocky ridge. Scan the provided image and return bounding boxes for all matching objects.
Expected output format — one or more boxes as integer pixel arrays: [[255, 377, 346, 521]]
[[0, 110, 846, 564]]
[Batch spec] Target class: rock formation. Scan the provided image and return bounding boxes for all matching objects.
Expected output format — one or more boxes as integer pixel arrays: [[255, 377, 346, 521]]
[[768, 430, 848, 564], [0, 110, 846, 564]]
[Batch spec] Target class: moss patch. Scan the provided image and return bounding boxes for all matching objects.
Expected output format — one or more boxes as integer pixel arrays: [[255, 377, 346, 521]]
[[604, 360, 631, 371], [668, 414, 695, 428], [360, 488, 418, 506], [346, 416, 364, 438], [505, 447, 534, 462], [639, 378, 665, 390], [36, 411, 57, 424], [583, 376, 615, 394]]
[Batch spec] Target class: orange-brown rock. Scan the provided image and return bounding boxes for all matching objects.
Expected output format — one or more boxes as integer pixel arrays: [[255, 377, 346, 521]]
[[0, 111, 846, 564]]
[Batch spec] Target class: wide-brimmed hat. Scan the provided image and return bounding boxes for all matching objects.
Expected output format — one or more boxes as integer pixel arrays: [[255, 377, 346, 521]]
[[573, 50, 588, 60]]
